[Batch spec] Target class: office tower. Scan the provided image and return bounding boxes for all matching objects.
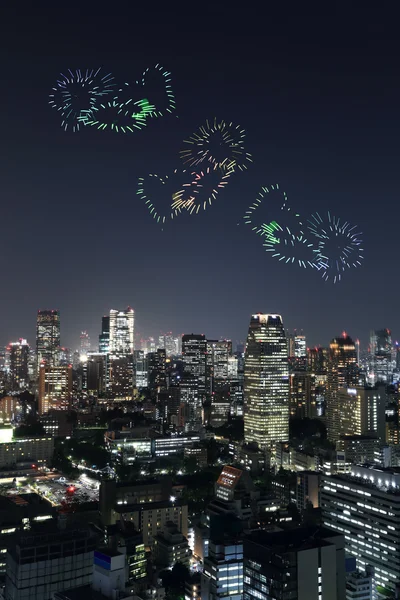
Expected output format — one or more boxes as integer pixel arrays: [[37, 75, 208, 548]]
[[167, 385, 181, 425], [8, 339, 29, 390], [210, 389, 231, 427], [147, 349, 167, 395], [108, 355, 134, 399], [181, 334, 207, 429], [326, 333, 358, 442], [321, 465, 400, 596], [295, 334, 307, 358], [202, 535, 243, 600], [289, 371, 316, 418], [36, 310, 60, 369], [133, 350, 148, 389], [296, 471, 320, 510], [58, 347, 72, 366], [99, 315, 110, 353], [158, 332, 180, 357], [5, 521, 98, 600], [38, 365, 72, 414], [243, 527, 346, 600], [355, 339, 361, 365], [228, 355, 238, 379], [109, 307, 134, 354], [207, 340, 232, 393], [288, 332, 306, 355], [80, 330, 90, 354], [329, 385, 387, 444], [308, 346, 326, 374], [83, 353, 106, 396], [370, 328, 393, 384], [244, 314, 289, 449]]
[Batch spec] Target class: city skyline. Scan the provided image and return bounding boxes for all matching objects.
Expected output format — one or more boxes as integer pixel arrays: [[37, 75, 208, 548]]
[[2, 8, 400, 352], [3, 307, 400, 355]]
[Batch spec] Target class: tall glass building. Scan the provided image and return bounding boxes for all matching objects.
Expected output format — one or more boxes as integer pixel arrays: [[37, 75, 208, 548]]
[[326, 333, 358, 442], [244, 314, 289, 449], [109, 307, 135, 354], [36, 310, 60, 369]]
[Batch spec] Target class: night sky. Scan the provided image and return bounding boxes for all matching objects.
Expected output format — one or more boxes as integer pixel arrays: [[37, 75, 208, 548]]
[[2, 6, 399, 351]]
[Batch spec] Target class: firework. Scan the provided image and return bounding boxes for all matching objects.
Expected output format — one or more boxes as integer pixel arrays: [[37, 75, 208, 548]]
[[307, 212, 364, 283], [180, 119, 253, 171], [137, 169, 198, 226], [138, 64, 176, 117], [243, 184, 318, 268], [79, 97, 155, 132], [171, 162, 235, 214], [49, 68, 115, 132]]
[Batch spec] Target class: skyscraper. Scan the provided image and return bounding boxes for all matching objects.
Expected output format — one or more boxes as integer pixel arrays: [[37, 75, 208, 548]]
[[38, 364, 72, 414], [109, 307, 135, 354], [244, 314, 289, 449], [99, 316, 110, 354], [80, 331, 90, 355], [36, 310, 60, 369], [133, 350, 148, 389], [8, 339, 29, 390], [181, 334, 207, 430], [326, 333, 358, 442], [158, 333, 180, 357], [321, 465, 400, 596], [370, 328, 393, 384], [206, 340, 232, 394]]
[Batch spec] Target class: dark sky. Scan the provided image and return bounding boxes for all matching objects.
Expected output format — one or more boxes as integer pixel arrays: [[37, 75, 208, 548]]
[[2, 4, 399, 351]]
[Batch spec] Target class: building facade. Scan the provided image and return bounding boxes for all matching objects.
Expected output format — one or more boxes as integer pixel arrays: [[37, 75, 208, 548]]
[[244, 314, 289, 449], [36, 310, 60, 369]]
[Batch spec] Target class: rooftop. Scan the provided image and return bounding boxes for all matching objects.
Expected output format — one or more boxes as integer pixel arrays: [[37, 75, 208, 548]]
[[245, 526, 341, 554]]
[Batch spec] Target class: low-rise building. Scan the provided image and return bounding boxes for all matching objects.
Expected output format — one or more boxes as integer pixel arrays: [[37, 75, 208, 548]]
[[0, 436, 54, 468]]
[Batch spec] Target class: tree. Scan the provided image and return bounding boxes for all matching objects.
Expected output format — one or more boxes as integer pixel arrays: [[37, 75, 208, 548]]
[[14, 422, 45, 438], [160, 562, 189, 600]]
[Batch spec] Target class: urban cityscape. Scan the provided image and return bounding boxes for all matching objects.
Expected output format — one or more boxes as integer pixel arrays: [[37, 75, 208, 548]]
[[0, 307, 397, 599], [4, 4, 400, 600]]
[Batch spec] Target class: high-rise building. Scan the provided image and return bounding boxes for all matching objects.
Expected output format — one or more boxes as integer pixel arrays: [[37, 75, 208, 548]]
[[295, 334, 307, 358], [99, 315, 110, 354], [244, 314, 289, 449], [80, 330, 90, 355], [36, 310, 60, 369], [370, 328, 393, 384], [207, 340, 232, 393], [38, 365, 72, 415], [108, 355, 134, 400], [83, 353, 106, 396], [8, 339, 29, 390], [133, 350, 148, 389], [326, 333, 358, 442], [321, 465, 400, 596], [147, 349, 167, 396], [109, 307, 134, 354], [288, 332, 307, 357], [58, 347, 72, 366], [5, 521, 98, 600], [289, 371, 316, 418], [307, 346, 326, 374], [328, 385, 387, 444], [243, 527, 346, 600], [181, 334, 207, 429], [158, 333, 180, 357]]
